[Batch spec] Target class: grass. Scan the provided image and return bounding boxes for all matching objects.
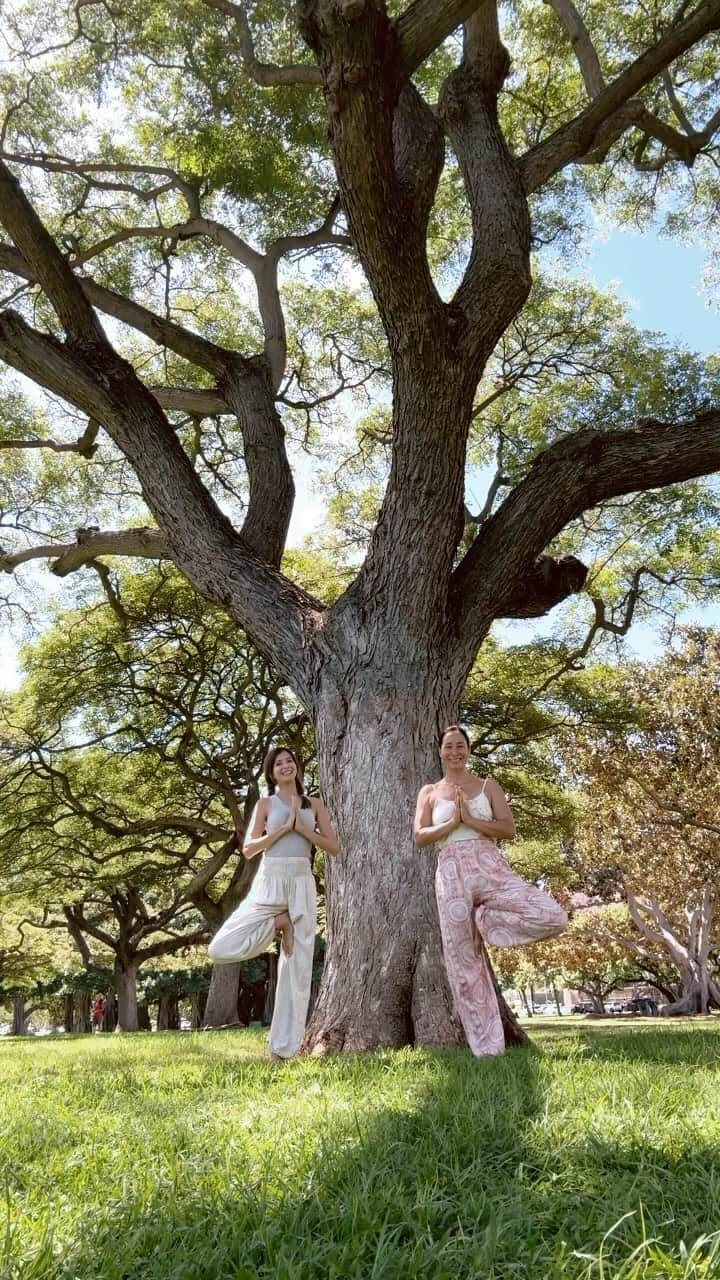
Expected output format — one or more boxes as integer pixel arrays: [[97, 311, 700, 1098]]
[[1, 1018, 720, 1279]]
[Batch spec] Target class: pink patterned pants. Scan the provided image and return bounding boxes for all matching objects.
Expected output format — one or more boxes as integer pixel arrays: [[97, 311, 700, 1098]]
[[435, 838, 568, 1056]]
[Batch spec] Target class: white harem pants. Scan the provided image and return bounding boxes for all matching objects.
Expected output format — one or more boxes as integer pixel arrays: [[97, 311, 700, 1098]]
[[208, 856, 317, 1059]]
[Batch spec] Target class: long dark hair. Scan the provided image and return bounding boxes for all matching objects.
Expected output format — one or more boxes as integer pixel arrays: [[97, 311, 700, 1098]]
[[263, 746, 312, 808]]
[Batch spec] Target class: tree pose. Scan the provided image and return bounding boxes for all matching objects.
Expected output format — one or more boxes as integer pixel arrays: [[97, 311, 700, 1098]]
[[415, 727, 567, 1055], [209, 747, 337, 1059]]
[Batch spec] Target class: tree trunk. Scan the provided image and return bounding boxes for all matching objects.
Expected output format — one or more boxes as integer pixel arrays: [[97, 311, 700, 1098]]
[[157, 993, 180, 1031], [304, 682, 527, 1054], [73, 990, 92, 1033], [137, 1002, 151, 1031], [63, 993, 74, 1033], [11, 994, 27, 1035], [203, 962, 242, 1028], [189, 991, 204, 1030], [103, 992, 117, 1032], [114, 958, 139, 1031], [263, 951, 277, 1026]]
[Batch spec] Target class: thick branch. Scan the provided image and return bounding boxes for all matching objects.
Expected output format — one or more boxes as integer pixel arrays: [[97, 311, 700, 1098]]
[[395, 0, 482, 75], [521, 0, 720, 192], [542, 0, 605, 98], [0, 527, 169, 576], [0, 243, 295, 566], [299, 3, 443, 344], [0, 159, 105, 343], [439, 6, 531, 358], [452, 410, 720, 650], [0, 309, 315, 697]]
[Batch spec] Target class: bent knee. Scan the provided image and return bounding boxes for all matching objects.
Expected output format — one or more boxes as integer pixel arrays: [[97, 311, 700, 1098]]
[[208, 934, 231, 963]]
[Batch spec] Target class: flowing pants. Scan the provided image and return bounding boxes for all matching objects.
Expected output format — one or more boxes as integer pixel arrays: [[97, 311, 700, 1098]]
[[436, 838, 568, 1057], [208, 857, 317, 1059]]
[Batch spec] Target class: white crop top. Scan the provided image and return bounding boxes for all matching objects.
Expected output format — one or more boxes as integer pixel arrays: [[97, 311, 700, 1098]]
[[431, 785, 493, 846]]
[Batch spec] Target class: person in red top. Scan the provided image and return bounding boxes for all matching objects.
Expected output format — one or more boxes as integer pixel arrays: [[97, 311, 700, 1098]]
[[91, 993, 106, 1032]]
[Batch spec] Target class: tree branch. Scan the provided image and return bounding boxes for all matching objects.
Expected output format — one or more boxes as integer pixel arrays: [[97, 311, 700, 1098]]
[[542, 0, 606, 98], [395, 0, 482, 75], [452, 409, 720, 651], [201, 0, 322, 85], [520, 0, 720, 192], [0, 527, 169, 576]]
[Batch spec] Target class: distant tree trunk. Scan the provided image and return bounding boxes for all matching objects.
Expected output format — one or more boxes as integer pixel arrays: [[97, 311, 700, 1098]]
[[263, 952, 277, 1026], [628, 888, 720, 1016], [73, 990, 92, 1033], [552, 985, 562, 1015], [103, 992, 117, 1032], [114, 958, 139, 1031], [157, 994, 180, 1030], [11, 994, 27, 1035], [203, 963, 242, 1028], [63, 993, 74, 1033], [137, 1002, 151, 1031], [189, 991, 205, 1029]]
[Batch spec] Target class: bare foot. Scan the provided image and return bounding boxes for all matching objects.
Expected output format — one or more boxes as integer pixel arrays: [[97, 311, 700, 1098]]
[[274, 910, 294, 957]]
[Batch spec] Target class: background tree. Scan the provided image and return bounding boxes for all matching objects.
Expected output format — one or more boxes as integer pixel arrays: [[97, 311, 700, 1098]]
[[565, 628, 720, 1014], [1, 1, 720, 1050], [0, 567, 311, 1028]]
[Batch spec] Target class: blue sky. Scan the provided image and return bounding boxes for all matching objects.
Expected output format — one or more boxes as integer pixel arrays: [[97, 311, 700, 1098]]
[[585, 225, 716, 356]]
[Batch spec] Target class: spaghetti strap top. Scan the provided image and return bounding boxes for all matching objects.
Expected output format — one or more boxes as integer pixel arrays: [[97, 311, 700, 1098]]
[[263, 793, 315, 860], [431, 779, 493, 846]]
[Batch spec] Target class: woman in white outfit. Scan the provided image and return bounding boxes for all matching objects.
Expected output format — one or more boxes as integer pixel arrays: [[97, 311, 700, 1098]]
[[208, 746, 338, 1059]]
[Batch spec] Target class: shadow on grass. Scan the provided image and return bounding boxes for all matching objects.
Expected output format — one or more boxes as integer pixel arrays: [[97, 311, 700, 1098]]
[[24, 1027, 720, 1280]]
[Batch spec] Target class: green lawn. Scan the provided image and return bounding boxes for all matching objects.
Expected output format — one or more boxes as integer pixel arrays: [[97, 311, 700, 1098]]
[[2, 1019, 719, 1279]]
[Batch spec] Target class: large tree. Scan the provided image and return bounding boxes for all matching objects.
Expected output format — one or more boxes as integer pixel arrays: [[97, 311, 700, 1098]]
[[1, 1, 720, 1050]]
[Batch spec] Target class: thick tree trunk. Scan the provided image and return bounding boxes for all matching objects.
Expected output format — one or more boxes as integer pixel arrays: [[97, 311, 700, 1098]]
[[203, 962, 242, 1028], [304, 673, 526, 1054], [114, 958, 139, 1031], [63, 993, 74, 1033]]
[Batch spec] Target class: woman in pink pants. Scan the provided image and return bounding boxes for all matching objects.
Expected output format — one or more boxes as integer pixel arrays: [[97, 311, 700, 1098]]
[[414, 725, 567, 1056]]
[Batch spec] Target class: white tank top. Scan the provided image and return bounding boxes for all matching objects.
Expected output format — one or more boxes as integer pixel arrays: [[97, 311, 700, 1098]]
[[263, 793, 315, 860], [431, 782, 493, 846]]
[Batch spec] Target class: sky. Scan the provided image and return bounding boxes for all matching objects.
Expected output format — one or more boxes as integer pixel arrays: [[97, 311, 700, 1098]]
[[0, 221, 718, 691]]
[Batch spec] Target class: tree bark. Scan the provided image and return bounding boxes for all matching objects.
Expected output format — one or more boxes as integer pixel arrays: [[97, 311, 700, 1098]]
[[203, 962, 242, 1028], [156, 993, 180, 1031], [11, 994, 27, 1035], [114, 958, 139, 1031], [73, 990, 92, 1033], [304, 662, 526, 1054]]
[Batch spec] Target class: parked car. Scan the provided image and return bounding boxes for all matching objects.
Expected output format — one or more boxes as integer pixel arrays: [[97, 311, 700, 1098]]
[[625, 997, 659, 1015], [605, 1000, 626, 1015], [570, 1002, 594, 1015]]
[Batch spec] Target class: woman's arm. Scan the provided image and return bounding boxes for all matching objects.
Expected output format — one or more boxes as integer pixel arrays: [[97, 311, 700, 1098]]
[[413, 785, 460, 847], [459, 779, 516, 841], [307, 797, 339, 855], [242, 796, 295, 859]]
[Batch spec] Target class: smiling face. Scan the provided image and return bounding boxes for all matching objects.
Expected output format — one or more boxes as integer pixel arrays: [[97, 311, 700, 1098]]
[[439, 728, 470, 770], [271, 750, 298, 786]]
